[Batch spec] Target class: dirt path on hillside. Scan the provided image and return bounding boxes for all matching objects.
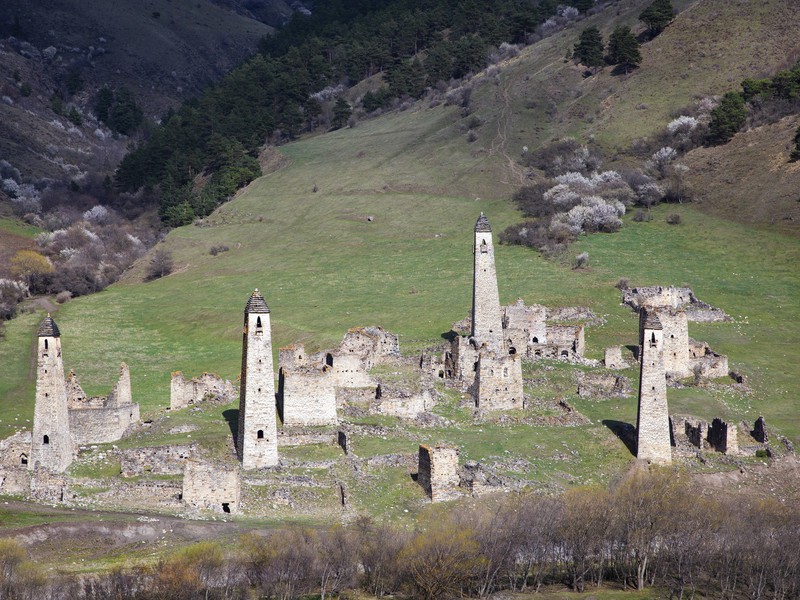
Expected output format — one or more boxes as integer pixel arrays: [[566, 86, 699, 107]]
[[488, 61, 555, 187]]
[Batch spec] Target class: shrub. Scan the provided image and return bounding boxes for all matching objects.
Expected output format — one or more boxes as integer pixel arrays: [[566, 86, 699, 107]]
[[512, 182, 556, 217], [55, 290, 72, 304], [707, 92, 747, 145], [146, 250, 173, 281], [209, 245, 229, 256], [615, 277, 630, 290], [666, 213, 682, 225], [574, 252, 589, 269], [633, 209, 652, 222], [466, 129, 478, 143]]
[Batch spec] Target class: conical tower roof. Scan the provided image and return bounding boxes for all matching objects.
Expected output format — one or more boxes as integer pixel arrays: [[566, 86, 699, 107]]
[[245, 289, 270, 313], [475, 212, 492, 232], [642, 311, 663, 330], [37, 314, 61, 337]]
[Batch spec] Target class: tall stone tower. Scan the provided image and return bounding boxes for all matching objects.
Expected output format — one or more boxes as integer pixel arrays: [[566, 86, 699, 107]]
[[237, 289, 278, 469], [471, 213, 504, 353], [30, 315, 73, 472], [636, 312, 672, 464]]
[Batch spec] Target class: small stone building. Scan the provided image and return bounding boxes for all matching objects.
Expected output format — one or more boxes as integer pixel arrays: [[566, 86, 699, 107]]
[[418, 444, 460, 502], [182, 460, 241, 514]]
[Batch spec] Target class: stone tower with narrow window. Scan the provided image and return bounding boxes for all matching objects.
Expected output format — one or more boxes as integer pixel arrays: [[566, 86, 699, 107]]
[[30, 315, 73, 472], [237, 289, 278, 469], [636, 312, 672, 464], [472, 213, 504, 354]]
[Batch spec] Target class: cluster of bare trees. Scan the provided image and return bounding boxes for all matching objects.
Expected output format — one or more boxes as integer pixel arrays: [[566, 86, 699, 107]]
[[3, 469, 799, 600]]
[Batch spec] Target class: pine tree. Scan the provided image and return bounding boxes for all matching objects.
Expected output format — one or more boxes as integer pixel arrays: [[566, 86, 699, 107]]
[[331, 97, 352, 130], [707, 92, 747, 145], [573, 27, 605, 69], [639, 0, 675, 37], [607, 26, 641, 73]]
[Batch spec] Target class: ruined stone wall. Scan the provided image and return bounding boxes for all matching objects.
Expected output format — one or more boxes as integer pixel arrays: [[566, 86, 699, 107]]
[[278, 430, 338, 447], [475, 353, 523, 411], [279, 367, 337, 426], [688, 342, 729, 379], [503, 300, 548, 351], [604, 346, 625, 369], [339, 327, 400, 361], [183, 460, 241, 514], [0, 468, 31, 495], [170, 371, 235, 410], [29, 468, 68, 503], [446, 336, 479, 389], [119, 444, 196, 477], [418, 444, 460, 502], [70, 404, 139, 445], [708, 418, 739, 455], [636, 320, 672, 464], [0, 430, 32, 468], [577, 372, 632, 399], [96, 480, 182, 508], [684, 418, 708, 449], [329, 353, 374, 388], [377, 389, 435, 419], [335, 387, 377, 407], [622, 286, 729, 321], [278, 344, 309, 370], [31, 328, 73, 473], [238, 292, 278, 469], [546, 325, 585, 357]]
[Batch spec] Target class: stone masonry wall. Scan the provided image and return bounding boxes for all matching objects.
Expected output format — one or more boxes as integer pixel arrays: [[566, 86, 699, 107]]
[[170, 371, 236, 410], [475, 352, 523, 411], [119, 444, 196, 477], [182, 460, 241, 514], [279, 367, 337, 426], [708, 418, 739, 455], [418, 444, 460, 502]]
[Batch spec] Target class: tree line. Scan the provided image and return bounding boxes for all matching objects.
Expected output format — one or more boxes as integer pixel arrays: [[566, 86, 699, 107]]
[[2, 469, 798, 599], [113, 0, 599, 227]]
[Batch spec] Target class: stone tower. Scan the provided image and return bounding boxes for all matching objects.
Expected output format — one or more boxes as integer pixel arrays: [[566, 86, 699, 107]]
[[237, 289, 278, 469], [471, 213, 504, 353], [30, 315, 73, 472], [636, 312, 672, 464]]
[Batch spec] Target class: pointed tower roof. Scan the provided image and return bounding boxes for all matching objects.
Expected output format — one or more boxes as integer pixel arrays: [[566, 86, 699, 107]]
[[642, 312, 663, 330], [37, 314, 61, 337], [475, 212, 492, 233], [245, 289, 270, 313]]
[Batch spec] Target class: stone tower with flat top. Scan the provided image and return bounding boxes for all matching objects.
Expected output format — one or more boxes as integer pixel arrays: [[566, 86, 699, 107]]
[[30, 315, 73, 473], [237, 289, 278, 469], [636, 312, 672, 464], [472, 213, 504, 354]]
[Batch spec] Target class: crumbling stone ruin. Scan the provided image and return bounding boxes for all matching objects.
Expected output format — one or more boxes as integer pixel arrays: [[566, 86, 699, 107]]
[[0, 431, 33, 494], [170, 371, 236, 410], [604, 346, 627, 369], [182, 460, 240, 514], [577, 372, 632, 399], [636, 313, 672, 464], [752, 416, 768, 443], [708, 418, 739, 455], [622, 285, 730, 322], [459, 460, 504, 496], [417, 444, 460, 502], [238, 289, 278, 469], [637, 306, 729, 380], [278, 327, 430, 423], [66, 364, 140, 444]]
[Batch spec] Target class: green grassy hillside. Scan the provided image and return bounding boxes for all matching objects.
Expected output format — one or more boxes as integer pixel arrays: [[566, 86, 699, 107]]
[[0, 0, 798, 467]]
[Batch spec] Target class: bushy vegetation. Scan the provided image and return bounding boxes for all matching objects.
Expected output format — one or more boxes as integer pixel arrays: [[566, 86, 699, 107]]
[[707, 63, 800, 145], [9, 470, 800, 599]]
